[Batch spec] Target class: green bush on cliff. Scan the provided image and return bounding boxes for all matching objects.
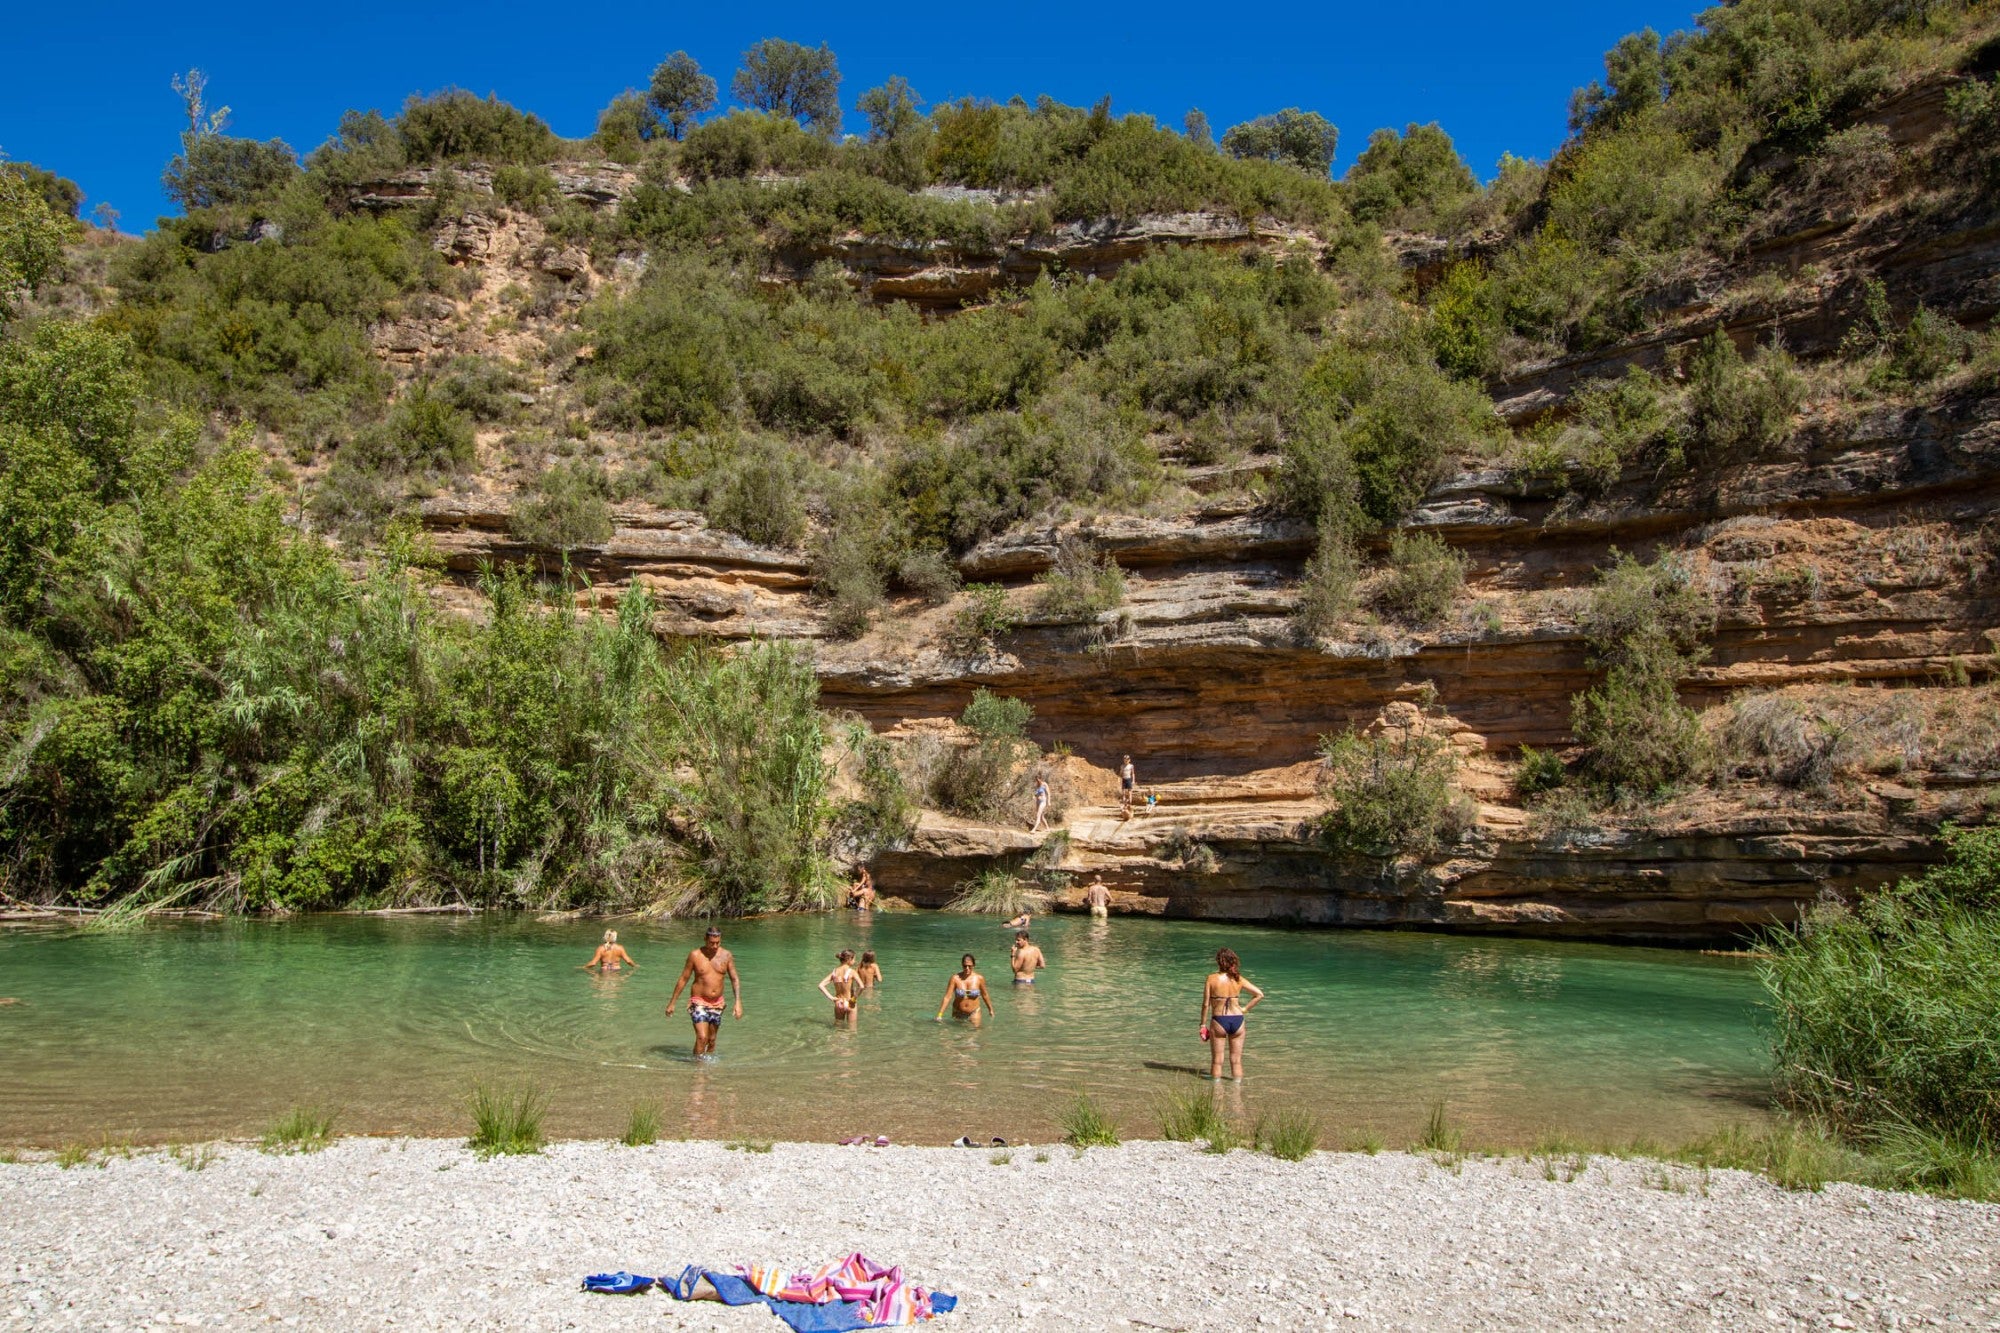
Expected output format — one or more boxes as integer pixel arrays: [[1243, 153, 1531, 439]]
[[1374, 531, 1467, 628], [1316, 726, 1469, 858], [1763, 825, 2000, 1187], [1569, 551, 1715, 797], [1034, 540, 1126, 623]]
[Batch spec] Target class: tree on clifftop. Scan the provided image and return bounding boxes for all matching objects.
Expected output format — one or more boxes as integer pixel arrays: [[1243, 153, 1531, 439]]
[[649, 51, 718, 141], [1221, 108, 1339, 177], [161, 69, 298, 210], [732, 39, 842, 137]]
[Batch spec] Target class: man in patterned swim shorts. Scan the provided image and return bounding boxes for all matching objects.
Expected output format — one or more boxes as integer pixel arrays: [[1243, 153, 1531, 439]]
[[665, 926, 743, 1057]]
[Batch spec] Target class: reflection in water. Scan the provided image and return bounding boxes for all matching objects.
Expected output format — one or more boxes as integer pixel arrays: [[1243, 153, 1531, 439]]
[[0, 913, 1772, 1148]]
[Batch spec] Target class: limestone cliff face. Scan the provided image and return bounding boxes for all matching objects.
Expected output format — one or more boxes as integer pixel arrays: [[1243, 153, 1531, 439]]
[[384, 151, 1999, 941]]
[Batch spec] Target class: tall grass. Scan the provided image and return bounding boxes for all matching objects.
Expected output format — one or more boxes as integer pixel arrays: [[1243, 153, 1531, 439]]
[[261, 1105, 338, 1155], [621, 1102, 662, 1147], [947, 866, 1034, 916], [1416, 1100, 1463, 1154], [468, 1082, 548, 1158], [1261, 1109, 1322, 1162], [1157, 1088, 1228, 1143], [1761, 825, 2000, 1182], [1059, 1093, 1120, 1148]]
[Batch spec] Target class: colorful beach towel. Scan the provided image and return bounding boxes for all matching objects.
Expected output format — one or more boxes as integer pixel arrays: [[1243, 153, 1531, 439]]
[[655, 1253, 957, 1330]]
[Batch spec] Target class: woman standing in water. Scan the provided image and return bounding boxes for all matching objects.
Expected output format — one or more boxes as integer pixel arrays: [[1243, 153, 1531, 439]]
[[818, 950, 863, 1027], [1199, 947, 1263, 1081], [580, 930, 638, 972], [935, 954, 994, 1025]]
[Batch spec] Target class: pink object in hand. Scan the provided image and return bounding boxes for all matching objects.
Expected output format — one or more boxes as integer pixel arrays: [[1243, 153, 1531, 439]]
[[1198, 1026, 1209, 1042]]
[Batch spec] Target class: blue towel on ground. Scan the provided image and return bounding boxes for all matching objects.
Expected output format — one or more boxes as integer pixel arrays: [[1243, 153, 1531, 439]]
[[580, 1271, 653, 1294]]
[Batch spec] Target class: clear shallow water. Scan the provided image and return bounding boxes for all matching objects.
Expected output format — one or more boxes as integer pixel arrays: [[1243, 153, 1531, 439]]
[[0, 913, 1772, 1147]]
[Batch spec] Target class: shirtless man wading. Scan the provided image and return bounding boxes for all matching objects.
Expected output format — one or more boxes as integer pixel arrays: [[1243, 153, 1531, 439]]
[[665, 926, 743, 1057], [1010, 931, 1046, 985], [1085, 878, 1111, 919]]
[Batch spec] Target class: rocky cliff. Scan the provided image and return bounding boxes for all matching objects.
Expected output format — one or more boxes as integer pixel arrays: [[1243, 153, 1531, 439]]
[[361, 109, 1999, 940]]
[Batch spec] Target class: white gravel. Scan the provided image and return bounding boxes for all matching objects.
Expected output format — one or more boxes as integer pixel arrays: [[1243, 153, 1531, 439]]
[[3, 1138, 1998, 1331]]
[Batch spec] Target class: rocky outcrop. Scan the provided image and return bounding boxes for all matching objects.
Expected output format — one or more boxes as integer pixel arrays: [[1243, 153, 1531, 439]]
[[760, 212, 1316, 311]]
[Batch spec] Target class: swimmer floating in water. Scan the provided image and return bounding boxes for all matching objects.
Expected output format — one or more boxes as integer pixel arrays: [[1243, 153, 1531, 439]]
[[580, 929, 638, 972], [819, 950, 862, 1027], [936, 953, 994, 1025], [1003, 909, 1032, 930], [1199, 946, 1265, 1082]]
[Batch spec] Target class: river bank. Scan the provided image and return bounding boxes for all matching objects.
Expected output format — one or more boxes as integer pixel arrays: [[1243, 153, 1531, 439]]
[[3, 1138, 1995, 1330]]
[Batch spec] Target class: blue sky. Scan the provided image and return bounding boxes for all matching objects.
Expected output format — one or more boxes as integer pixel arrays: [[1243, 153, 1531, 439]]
[[4, 2, 1709, 230]]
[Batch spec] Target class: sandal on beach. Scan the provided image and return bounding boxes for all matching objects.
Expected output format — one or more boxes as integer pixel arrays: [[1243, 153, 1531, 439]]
[[839, 1136, 864, 1146], [873, 1134, 891, 1147], [990, 1137, 1007, 1147], [950, 1135, 974, 1147]]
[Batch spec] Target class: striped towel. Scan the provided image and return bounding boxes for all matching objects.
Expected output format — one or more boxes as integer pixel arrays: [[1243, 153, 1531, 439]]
[[738, 1252, 937, 1325]]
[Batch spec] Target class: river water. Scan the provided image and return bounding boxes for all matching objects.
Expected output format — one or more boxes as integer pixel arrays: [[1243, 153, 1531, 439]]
[[0, 912, 1771, 1148]]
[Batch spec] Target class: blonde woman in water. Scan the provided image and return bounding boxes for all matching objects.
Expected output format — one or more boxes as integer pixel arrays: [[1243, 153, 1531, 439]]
[[1199, 947, 1264, 1081], [581, 930, 638, 972]]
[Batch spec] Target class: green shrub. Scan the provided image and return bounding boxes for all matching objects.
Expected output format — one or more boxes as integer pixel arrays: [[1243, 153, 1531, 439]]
[[1344, 123, 1476, 225], [1220, 108, 1339, 176], [962, 687, 1033, 740], [893, 549, 960, 605], [931, 738, 1030, 822], [1059, 1092, 1120, 1148], [1317, 726, 1467, 858], [397, 90, 561, 165], [1515, 746, 1567, 797], [1374, 530, 1467, 628], [1291, 529, 1360, 644], [1158, 1088, 1230, 1144], [1579, 550, 1714, 668], [706, 442, 808, 548], [948, 584, 1016, 653], [510, 460, 614, 552], [812, 526, 885, 638], [0, 169, 78, 315], [1763, 826, 2000, 1154], [1571, 644, 1709, 796], [468, 1081, 547, 1157], [679, 109, 833, 179], [1682, 330, 1803, 462], [492, 164, 559, 212], [1034, 539, 1126, 622], [836, 723, 916, 854]]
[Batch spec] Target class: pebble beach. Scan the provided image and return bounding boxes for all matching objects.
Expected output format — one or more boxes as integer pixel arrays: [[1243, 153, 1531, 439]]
[[4, 1137, 1999, 1330]]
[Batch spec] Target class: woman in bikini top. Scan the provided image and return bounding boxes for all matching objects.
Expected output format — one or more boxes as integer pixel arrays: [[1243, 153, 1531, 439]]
[[581, 930, 637, 972], [819, 950, 861, 1025], [936, 954, 994, 1022], [1200, 946, 1264, 1081]]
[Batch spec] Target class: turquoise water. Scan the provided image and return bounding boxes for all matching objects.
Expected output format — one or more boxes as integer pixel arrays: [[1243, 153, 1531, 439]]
[[0, 913, 1771, 1147]]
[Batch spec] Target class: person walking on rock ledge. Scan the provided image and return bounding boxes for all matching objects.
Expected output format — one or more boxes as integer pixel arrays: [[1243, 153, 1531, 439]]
[[1030, 773, 1050, 832], [1119, 755, 1137, 818]]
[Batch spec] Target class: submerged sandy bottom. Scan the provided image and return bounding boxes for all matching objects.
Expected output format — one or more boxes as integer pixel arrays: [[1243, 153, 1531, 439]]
[[3, 1138, 1997, 1330]]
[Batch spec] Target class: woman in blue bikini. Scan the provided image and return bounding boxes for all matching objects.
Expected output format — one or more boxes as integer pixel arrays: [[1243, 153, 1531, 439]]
[[935, 953, 994, 1026], [1200, 947, 1264, 1081]]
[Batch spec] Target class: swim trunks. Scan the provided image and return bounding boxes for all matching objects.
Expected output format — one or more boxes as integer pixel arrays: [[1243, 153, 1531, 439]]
[[689, 1002, 724, 1027], [1211, 1013, 1244, 1037], [1013, 975, 1035, 985], [1090, 904, 1108, 918]]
